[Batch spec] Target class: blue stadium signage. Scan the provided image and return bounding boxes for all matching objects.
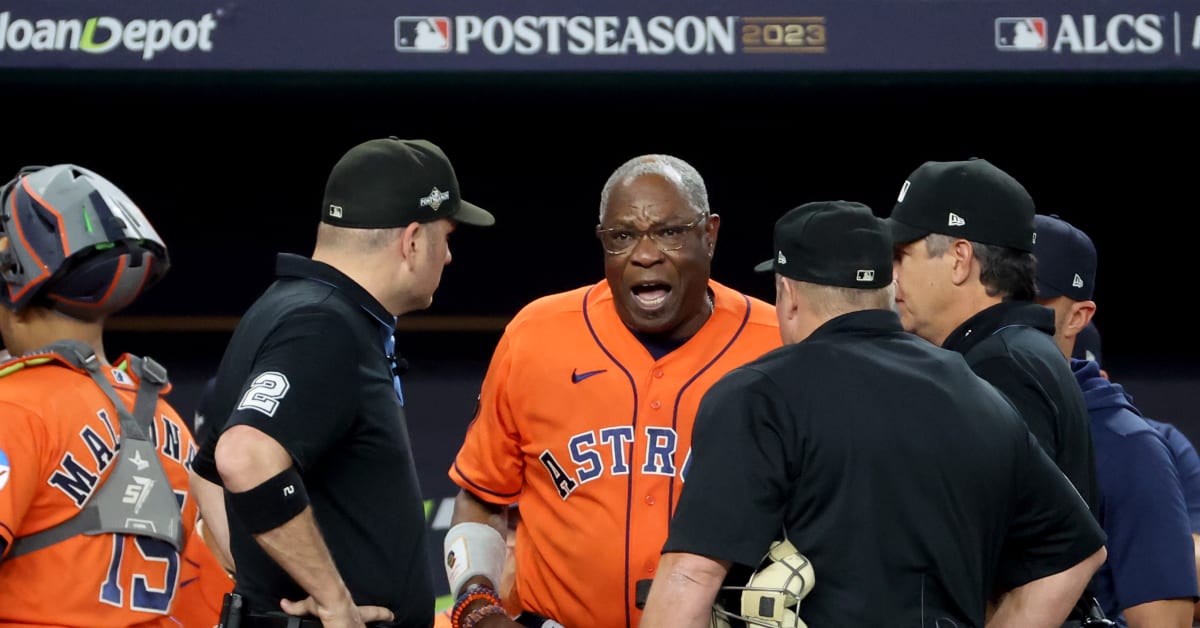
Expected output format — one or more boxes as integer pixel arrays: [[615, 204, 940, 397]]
[[0, 1, 1197, 72]]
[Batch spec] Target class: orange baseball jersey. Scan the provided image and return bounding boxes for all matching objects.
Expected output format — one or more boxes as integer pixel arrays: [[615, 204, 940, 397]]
[[171, 523, 234, 628], [450, 279, 780, 628], [0, 354, 200, 627]]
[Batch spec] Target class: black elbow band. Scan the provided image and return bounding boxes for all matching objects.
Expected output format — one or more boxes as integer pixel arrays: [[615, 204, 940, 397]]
[[227, 466, 310, 534]]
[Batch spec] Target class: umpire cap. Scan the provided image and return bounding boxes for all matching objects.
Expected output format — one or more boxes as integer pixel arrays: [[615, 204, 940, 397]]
[[755, 201, 892, 289], [885, 158, 1036, 252]]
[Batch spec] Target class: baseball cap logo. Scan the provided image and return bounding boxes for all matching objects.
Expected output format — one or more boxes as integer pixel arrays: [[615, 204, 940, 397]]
[[777, 251, 787, 264], [328, 204, 343, 218], [1072, 273, 1084, 288], [419, 187, 451, 211], [948, 212, 966, 227], [856, 269, 875, 282], [897, 180, 911, 203]]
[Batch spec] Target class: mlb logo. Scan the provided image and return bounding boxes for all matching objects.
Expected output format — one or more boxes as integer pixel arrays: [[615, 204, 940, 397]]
[[995, 17, 1047, 50], [395, 16, 451, 52], [856, 269, 875, 282]]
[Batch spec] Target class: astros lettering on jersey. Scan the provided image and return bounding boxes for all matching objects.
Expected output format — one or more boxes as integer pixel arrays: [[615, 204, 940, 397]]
[[0, 354, 201, 627], [450, 279, 780, 628]]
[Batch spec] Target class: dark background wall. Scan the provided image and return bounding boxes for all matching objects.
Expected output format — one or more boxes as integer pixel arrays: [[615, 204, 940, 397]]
[[7, 69, 1196, 600], [4, 68, 1198, 457]]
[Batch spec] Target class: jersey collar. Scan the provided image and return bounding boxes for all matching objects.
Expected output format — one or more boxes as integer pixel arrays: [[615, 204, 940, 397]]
[[942, 300, 1055, 355]]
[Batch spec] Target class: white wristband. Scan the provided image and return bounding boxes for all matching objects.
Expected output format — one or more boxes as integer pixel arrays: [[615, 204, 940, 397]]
[[444, 522, 506, 597]]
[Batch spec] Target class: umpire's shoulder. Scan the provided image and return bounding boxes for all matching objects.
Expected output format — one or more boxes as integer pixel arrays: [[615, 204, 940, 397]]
[[711, 346, 792, 394]]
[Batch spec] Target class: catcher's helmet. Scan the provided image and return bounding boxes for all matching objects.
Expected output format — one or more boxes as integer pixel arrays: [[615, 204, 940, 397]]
[[0, 164, 168, 320], [713, 539, 815, 628]]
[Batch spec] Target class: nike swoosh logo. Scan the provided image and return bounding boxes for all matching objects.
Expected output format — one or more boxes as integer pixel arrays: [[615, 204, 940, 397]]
[[571, 368, 607, 384]]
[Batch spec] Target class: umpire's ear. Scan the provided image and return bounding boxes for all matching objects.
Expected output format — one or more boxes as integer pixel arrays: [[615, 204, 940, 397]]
[[395, 221, 423, 264]]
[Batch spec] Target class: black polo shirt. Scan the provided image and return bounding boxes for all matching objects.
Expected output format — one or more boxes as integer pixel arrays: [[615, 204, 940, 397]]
[[192, 253, 433, 627], [941, 300, 1099, 516], [665, 310, 1104, 627]]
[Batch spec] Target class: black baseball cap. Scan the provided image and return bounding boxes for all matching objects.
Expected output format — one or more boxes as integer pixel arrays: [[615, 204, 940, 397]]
[[1033, 214, 1097, 301], [754, 201, 892, 289], [322, 137, 494, 228], [885, 158, 1036, 252]]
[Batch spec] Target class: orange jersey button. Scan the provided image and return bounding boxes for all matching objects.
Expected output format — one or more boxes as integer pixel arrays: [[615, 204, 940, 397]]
[[650, 400, 662, 409], [645, 495, 655, 506], [653, 369, 664, 378]]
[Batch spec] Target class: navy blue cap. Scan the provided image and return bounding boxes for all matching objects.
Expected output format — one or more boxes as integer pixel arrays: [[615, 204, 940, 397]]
[[1033, 214, 1096, 302]]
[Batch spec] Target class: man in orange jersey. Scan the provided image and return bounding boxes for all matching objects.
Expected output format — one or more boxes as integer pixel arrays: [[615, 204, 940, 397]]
[[445, 154, 781, 628], [0, 164, 204, 626]]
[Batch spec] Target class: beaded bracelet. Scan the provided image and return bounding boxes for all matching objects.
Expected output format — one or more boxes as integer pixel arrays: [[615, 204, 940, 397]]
[[460, 603, 507, 628], [451, 584, 502, 628]]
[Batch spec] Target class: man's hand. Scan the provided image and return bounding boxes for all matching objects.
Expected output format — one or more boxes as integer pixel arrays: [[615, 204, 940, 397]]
[[280, 595, 394, 628]]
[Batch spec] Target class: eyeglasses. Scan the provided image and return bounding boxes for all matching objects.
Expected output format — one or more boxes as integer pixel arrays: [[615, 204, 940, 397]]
[[596, 214, 708, 255]]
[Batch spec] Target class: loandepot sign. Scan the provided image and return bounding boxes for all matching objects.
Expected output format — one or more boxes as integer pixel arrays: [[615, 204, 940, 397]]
[[0, 11, 218, 60]]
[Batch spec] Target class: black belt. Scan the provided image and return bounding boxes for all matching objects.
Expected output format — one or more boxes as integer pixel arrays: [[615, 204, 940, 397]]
[[219, 593, 324, 628], [219, 593, 403, 628], [239, 613, 323, 628], [514, 611, 567, 628]]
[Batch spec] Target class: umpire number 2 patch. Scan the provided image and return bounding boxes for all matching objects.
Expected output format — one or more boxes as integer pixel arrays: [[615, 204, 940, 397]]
[[237, 372, 291, 417]]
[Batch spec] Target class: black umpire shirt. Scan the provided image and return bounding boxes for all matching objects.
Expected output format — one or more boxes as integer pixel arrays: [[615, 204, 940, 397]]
[[192, 253, 434, 627], [941, 300, 1099, 516], [664, 310, 1104, 627]]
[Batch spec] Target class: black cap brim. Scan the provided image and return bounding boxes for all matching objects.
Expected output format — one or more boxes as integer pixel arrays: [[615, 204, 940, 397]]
[[753, 259, 774, 273], [452, 200, 495, 227], [884, 218, 930, 246]]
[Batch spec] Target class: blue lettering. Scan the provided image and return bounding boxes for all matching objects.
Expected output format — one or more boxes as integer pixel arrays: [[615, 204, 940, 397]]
[[160, 418, 181, 462], [569, 432, 603, 484], [599, 426, 634, 475], [48, 453, 99, 506], [80, 426, 115, 472], [641, 427, 677, 476]]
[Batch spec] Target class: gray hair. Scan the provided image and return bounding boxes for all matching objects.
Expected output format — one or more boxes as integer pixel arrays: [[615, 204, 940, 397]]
[[784, 276, 896, 318], [315, 222, 405, 252], [923, 233, 1035, 300], [598, 154, 710, 222]]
